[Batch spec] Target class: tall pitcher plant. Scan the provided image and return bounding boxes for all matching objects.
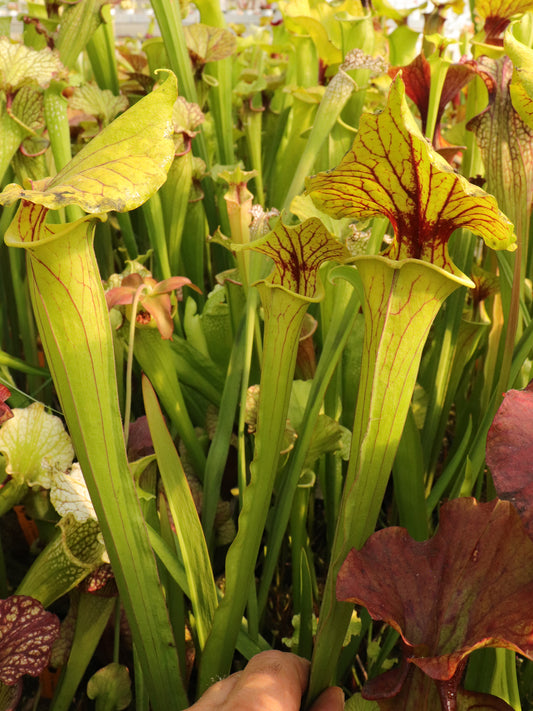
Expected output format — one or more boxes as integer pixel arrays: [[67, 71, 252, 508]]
[[0, 73, 189, 710], [304, 75, 516, 702]]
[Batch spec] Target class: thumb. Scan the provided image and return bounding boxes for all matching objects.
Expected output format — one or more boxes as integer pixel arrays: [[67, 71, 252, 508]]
[[309, 686, 345, 711]]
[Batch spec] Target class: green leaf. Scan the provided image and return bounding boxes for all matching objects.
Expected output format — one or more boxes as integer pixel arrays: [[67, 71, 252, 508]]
[[306, 76, 516, 274], [0, 38, 65, 93], [142, 376, 217, 650], [69, 84, 128, 127], [183, 24, 237, 65], [4, 203, 187, 709], [0, 72, 177, 213], [87, 663, 132, 711], [55, 0, 110, 70], [504, 25, 533, 129]]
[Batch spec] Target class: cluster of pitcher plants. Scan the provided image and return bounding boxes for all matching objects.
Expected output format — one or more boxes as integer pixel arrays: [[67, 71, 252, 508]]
[[2, 0, 533, 708]]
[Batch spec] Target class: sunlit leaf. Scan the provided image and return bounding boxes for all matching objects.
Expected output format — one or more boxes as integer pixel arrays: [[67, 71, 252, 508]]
[[486, 380, 533, 538], [371, 0, 425, 22], [0, 595, 60, 685], [337, 498, 533, 696], [0, 403, 74, 487], [184, 24, 237, 65], [504, 26, 533, 129], [241, 216, 350, 299], [306, 76, 515, 274], [475, 0, 533, 42], [0, 72, 177, 213], [0, 38, 65, 94], [278, 0, 366, 50], [50, 462, 98, 523], [476, 0, 533, 19], [284, 15, 342, 66]]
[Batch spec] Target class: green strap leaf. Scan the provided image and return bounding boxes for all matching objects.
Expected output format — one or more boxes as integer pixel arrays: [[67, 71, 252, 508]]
[[305, 75, 515, 274], [142, 376, 217, 650], [0, 72, 177, 213]]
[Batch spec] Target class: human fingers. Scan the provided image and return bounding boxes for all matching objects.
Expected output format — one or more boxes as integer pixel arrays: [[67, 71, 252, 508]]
[[187, 672, 242, 710], [225, 650, 310, 711], [190, 650, 310, 711], [309, 686, 345, 711]]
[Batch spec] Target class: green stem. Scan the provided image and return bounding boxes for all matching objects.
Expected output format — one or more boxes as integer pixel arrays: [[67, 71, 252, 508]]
[[307, 257, 469, 703], [86, 4, 120, 95], [6, 208, 187, 710], [257, 276, 360, 616], [282, 70, 355, 213], [198, 283, 310, 690]]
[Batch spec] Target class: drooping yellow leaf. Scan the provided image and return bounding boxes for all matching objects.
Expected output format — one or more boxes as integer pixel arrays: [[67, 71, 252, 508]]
[[284, 15, 343, 66], [0, 72, 177, 213], [278, 0, 366, 53], [306, 76, 515, 274]]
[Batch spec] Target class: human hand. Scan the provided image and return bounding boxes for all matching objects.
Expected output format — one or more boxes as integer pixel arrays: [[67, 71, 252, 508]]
[[188, 650, 344, 711]]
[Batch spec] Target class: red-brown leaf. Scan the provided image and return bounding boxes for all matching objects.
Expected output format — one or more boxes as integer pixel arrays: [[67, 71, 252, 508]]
[[0, 384, 13, 425], [486, 380, 533, 538], [364, 663, 515, 710], [337, 498, 533, 683]]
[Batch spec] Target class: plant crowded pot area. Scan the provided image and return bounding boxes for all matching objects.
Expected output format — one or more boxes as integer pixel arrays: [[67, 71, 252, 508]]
[[2, 0, 533, 710]]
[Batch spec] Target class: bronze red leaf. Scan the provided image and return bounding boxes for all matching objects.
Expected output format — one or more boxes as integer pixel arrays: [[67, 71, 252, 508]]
[[0, 385, 13, 425], [486, 380, 533, 539], [337, 498, 533, 688]]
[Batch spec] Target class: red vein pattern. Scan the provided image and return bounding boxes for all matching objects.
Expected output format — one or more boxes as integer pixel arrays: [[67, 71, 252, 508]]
[[250, 216, 349, 298], [306, 76, 515, 271]]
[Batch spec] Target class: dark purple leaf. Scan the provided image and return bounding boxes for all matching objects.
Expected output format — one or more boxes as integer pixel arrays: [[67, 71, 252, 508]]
[[0, 596, 60, 685]]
